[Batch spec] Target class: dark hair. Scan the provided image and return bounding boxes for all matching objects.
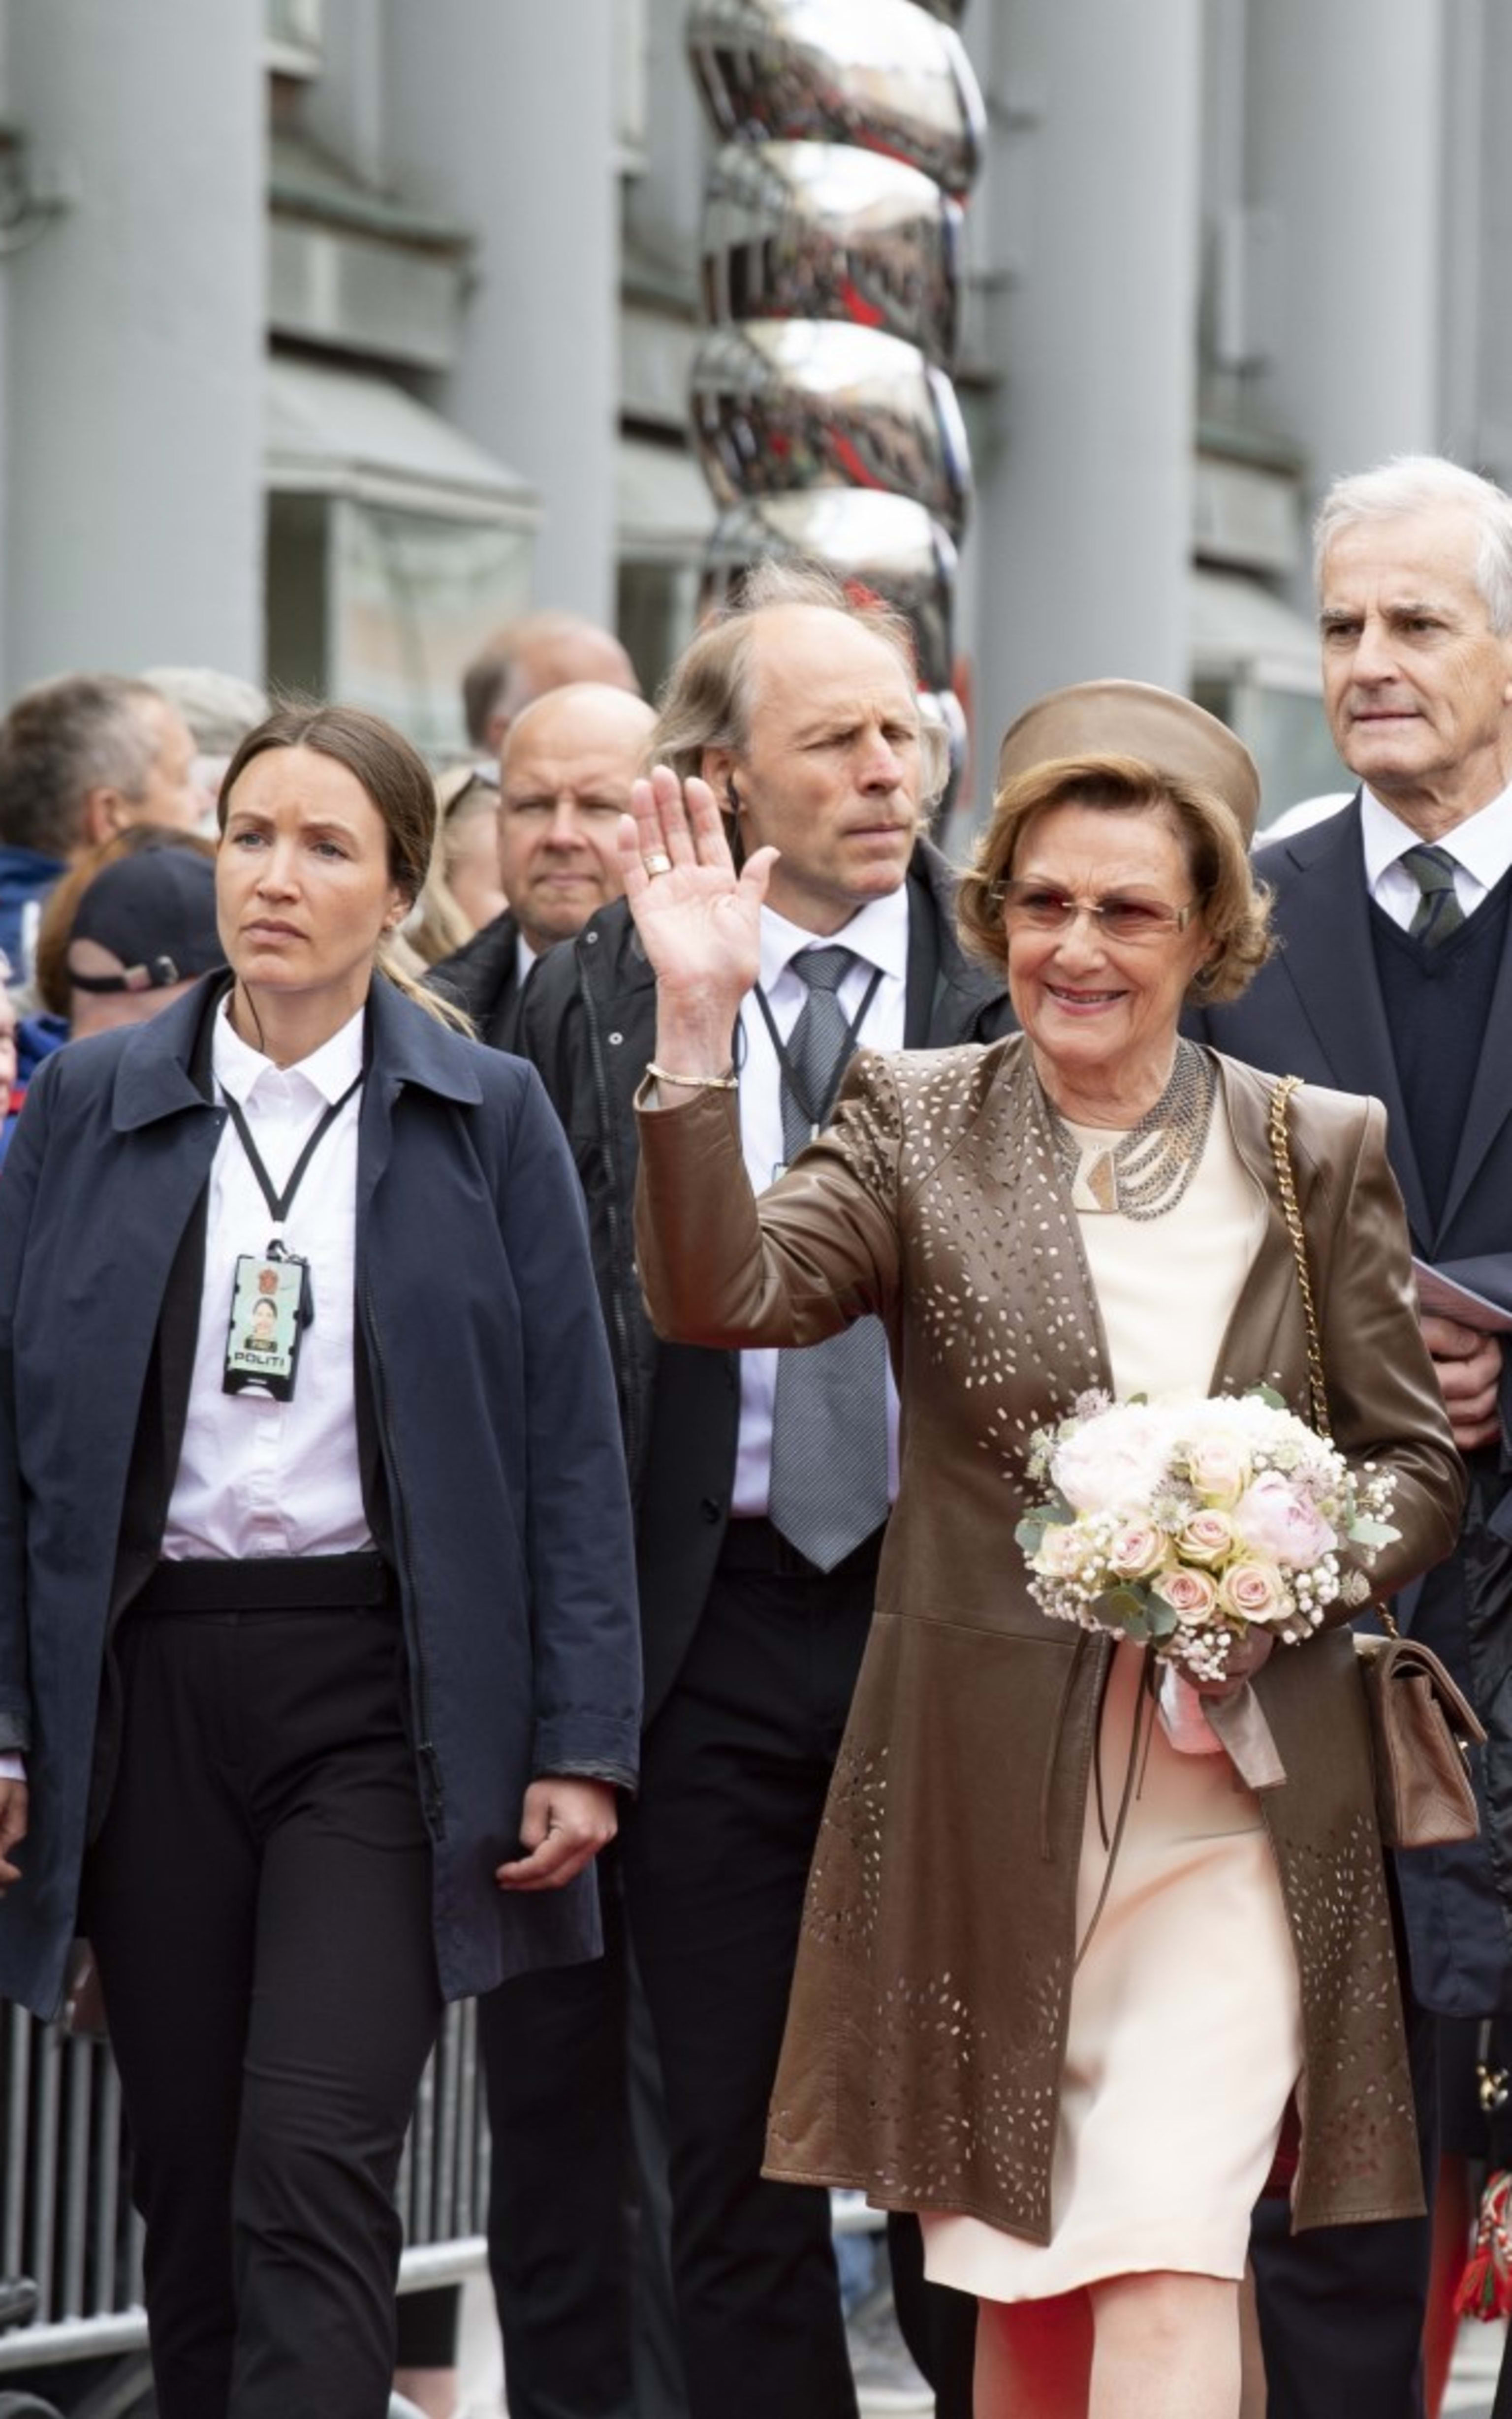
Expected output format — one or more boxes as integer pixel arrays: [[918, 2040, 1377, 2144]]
[[0, 674, 166, 858], [219, 703, 435, 895], [218, 703, 465, 1029]]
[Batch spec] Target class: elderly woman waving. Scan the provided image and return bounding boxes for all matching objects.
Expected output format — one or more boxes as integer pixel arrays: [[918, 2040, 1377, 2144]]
[[621, 680, 1462, 2419]]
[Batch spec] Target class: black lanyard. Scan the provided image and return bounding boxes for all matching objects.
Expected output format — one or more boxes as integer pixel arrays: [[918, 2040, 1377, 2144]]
[[219, 1073, 364, 1229], [753, 963, 884, 1139]]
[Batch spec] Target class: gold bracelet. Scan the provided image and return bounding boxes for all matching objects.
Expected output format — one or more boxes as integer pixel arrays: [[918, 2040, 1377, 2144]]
[[645, 1061, 738, 1092]]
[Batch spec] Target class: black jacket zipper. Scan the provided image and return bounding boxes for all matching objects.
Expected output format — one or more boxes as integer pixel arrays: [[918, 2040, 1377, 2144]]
[[578, 943, 646, 1484]]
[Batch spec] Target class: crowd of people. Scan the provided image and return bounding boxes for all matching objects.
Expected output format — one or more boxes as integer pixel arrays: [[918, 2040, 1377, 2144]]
[[0, 450, 1507, 2419]]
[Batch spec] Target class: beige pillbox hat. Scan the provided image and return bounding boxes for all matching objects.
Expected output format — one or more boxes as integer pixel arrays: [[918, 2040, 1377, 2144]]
[[995, 680, 1261, 843]]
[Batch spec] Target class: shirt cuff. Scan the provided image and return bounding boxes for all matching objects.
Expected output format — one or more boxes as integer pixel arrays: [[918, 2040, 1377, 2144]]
[[0, 1753, 25, 1784]]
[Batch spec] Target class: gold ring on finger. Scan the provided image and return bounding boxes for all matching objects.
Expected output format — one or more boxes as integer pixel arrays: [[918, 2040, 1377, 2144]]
[[643, 851, 673, 878]]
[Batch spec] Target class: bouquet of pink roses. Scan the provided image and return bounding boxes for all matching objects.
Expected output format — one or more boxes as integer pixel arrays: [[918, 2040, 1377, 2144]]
[[1015, 1388, 1398, 1706]]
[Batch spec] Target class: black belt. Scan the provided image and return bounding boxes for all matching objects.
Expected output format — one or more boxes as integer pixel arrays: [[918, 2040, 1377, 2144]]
[[716, 1515, 886, 1581], [132, 1552, 397, 1616]]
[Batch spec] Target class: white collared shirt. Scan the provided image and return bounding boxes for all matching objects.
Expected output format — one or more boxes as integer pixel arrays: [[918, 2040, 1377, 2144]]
[[516, 931, 538, 990], [730, 886, 909, 1520], [160, 996, 372, 1560], [1361, 783, 1512, 929]]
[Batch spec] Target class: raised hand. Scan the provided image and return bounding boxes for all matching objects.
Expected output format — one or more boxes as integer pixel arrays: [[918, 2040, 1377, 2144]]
[[618, 769, 778, 1055]]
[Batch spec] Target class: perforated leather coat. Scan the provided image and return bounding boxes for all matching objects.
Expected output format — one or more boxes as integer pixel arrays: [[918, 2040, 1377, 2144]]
[[634, 1038, 1464, 2240]]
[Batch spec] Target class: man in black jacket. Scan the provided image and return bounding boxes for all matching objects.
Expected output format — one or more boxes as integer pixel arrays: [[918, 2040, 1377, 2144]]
[[1197, 454, 1512, 2419], [428, 672, 677, 2419], [432, 683, 654, 1051], [521, 562, 1011, 2419]]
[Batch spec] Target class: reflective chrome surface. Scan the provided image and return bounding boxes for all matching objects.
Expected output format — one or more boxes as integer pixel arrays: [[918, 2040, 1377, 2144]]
[[702, 141, 962, 368], [688, 0, 985, 198], [692, 320, 972, 535], [704, 490, 957, 691], [919, 684, 969, 804]]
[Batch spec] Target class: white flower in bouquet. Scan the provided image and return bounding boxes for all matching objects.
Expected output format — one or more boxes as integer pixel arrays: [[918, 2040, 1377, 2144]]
[[1048, 1402, 1180, 1518]]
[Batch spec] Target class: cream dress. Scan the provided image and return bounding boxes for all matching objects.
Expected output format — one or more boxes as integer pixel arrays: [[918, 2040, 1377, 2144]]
[[921, 1096, 1306, 2299]]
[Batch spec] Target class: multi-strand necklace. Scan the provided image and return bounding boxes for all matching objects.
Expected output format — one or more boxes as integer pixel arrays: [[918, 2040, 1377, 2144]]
[[1042, 1038, 1218, 1221]]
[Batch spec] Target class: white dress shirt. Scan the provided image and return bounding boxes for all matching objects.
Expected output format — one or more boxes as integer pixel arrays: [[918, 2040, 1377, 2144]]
[[730, 887, 909, 1520], [516, 932, 538, 988], [1361, 782, 1512, 928], [160, 997, 372, 1560]]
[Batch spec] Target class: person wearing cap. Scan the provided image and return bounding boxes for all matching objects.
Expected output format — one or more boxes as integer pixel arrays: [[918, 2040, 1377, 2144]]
[[61, 844, 226, 1038], [619, 672, 1463, 2419]]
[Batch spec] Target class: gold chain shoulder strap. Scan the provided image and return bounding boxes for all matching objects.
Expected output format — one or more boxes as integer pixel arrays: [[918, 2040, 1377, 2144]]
[[1266, 1074, 1332, 1442]]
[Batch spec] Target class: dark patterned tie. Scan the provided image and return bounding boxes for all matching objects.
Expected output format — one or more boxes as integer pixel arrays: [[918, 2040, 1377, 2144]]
[[766, 947, 891, 1571], [1400, 844, 1466, 946]]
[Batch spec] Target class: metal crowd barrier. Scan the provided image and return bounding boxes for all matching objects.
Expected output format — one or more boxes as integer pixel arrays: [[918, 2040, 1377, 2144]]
[[0, 1999, 490, 2376]]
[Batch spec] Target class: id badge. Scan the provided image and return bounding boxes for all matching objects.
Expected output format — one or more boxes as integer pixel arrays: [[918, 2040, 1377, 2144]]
[[223, 1250, 309, 1401]]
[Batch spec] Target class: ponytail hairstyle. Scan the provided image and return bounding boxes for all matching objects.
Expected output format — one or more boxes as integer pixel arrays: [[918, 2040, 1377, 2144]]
[[218, 702, 473, 1032]]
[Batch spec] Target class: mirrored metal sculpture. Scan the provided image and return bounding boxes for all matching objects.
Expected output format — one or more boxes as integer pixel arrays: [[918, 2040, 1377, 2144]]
[[704, 491, 957, 692], [688, 0, 984, 199], [702, 141, 962, 367], [687, 0, 982, 797], [692, 320, 972, 535]]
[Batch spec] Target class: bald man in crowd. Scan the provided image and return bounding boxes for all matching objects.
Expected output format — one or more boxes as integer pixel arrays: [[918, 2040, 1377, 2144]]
[[431, 682, 656, 1052], [430, 673, 681, 2419], [461, 610, 640, 765]]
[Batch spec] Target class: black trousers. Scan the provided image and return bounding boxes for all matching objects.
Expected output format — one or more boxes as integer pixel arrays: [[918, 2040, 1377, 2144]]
[[623, 1525, 976, 2419], [1249, 1892, 1440, 2419], [477, 1848, 687, 2419], [83, 1599, 442, 2419]]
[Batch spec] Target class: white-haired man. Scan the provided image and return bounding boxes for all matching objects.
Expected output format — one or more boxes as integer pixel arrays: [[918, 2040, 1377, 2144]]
[[1199, 454, 1512, 2419]]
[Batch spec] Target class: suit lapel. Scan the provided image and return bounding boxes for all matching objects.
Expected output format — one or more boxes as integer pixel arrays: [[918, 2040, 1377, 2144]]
[[1436, 894, 1512, 1239], [1264, 800, 1433, 1243]]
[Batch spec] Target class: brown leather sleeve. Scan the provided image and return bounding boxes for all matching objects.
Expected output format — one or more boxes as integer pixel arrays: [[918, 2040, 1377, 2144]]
[[633, 1049, 903, 1351], [1298, 1089, 1467, 1602]]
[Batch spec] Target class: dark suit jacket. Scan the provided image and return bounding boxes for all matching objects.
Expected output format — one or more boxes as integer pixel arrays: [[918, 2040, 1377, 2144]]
[[520, 844, 1014, 1722], [429, 909, 530, 1052], [1196, 795, 1512, 2011]]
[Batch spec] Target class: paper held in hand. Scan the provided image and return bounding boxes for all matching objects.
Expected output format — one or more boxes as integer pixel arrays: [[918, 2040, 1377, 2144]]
[[1412, 1257, 1512, 1335]]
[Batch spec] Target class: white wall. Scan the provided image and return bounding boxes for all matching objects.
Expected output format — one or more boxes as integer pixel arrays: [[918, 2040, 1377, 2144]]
[[3, 0, 265, 694], [968, 0, 1204, 729], [384, 0, 621, 629], [1245, 0, 1447, 521]]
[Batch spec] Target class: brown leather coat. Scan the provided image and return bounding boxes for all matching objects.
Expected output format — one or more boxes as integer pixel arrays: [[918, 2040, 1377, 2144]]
[[634, 1039, 1465, 2240]]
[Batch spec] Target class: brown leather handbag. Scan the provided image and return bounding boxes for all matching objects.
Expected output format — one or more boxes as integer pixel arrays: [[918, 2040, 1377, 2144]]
[[1269, 1076, 1485, 1851]]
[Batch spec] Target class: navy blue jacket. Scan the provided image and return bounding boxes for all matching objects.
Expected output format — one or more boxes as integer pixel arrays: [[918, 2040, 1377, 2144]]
[[0, 973, 641, 2020]]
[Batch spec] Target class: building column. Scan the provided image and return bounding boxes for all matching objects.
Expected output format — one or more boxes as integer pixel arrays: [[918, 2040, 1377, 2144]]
[[968, 0, 1203, 725], [1247, 0, 1447, 505], [3, 0, 265, 691], [385, 0, 621, 628]]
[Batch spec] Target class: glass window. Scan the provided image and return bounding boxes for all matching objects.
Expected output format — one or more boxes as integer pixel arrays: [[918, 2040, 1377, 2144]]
[[266, 0, 323, 78], [267, 494, 535, 759]]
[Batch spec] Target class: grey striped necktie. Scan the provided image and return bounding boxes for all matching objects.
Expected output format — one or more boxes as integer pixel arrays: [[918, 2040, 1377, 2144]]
[[766, 947, 891, 1572], [1400, 844, 1466, 946]]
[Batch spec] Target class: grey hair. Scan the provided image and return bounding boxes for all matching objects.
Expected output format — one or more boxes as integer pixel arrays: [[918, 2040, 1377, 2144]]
[[1313, 455, 1512, 633], [461, 611, 638, 749], [0, 674, 166, 858], [649, 557, 949, 808], [141, 665, 270, 758]]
